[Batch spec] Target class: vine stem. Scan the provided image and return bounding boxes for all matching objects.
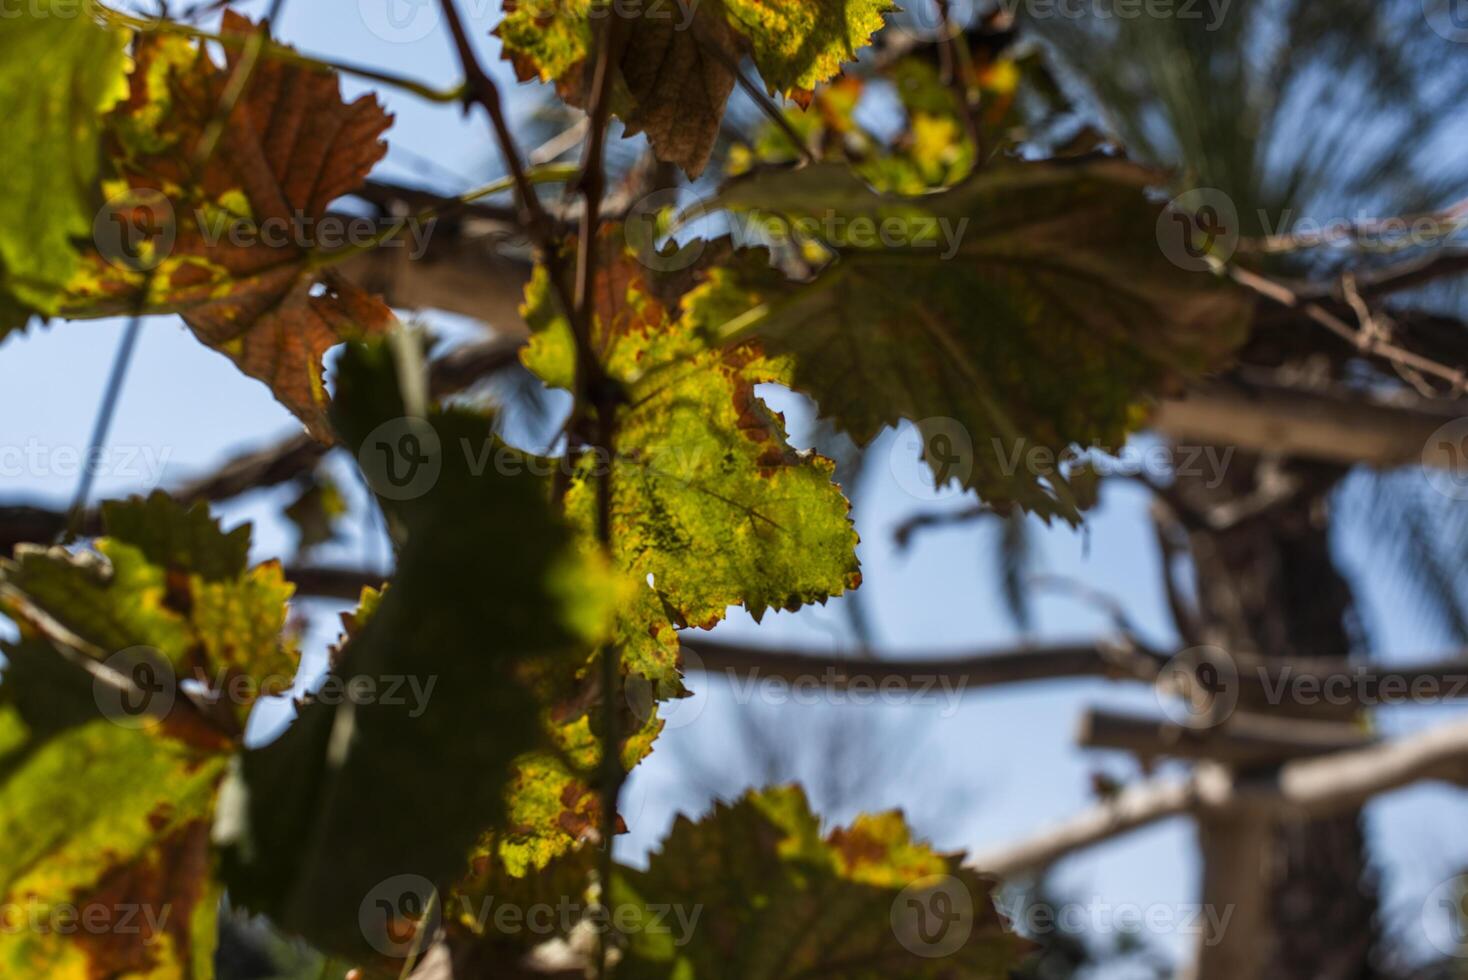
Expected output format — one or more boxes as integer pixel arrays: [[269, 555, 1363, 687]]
[[64, 315, 144, 541], [572, 11, 629, 977], [432, 3, 626, 972], [434, 0, 609, 400]]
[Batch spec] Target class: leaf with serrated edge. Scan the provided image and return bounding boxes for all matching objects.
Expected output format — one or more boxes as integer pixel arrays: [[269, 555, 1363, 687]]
[[493, 0, 892, 176], [52, 14, 395, 438], [0, 493, 298, 726], [610, 786, 1027, 978], [522, 232, 860, 629], [693, 159, 1253, 522], [0, 495, 299, 978], [448, 786, 1027, 977]]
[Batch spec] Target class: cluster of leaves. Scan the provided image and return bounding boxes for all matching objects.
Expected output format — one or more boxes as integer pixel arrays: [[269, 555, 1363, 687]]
[[495, 0, 894, 175], [0, 494, 295, 976], [0, 1, 1264, 977], [2, 4, 393, 437]]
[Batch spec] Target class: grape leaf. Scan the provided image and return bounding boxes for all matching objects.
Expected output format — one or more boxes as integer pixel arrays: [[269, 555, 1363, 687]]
[[523, 232, 860, 626], [0, 497, 301, 978], [693, 159, 1253, 522], [0, 0, 129, 334], [447, 786, 1026, 978], [520, 232, 858, 738], [490, 577, 676, 877], [61, 14, 395, 438], [1, 492, 299, 729], [216, 340, 614, 960], [488, 234, 860, 872], [0, 668, 227, 980], [610, 786, 1026, 978], [494, 0, 893, 176]]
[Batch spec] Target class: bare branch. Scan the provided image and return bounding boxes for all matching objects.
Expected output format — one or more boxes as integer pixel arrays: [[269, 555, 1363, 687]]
[[970, 716, 1468, 878], [968, 778, 1201, 877], [1229, 265, 1468, 390], [681, 637, 1164, 688], [1154, 376, 1466, 469], [1077, 707, 1376, 766]]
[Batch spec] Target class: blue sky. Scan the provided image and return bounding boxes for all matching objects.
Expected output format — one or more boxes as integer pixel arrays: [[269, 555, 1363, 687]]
[[4, 1, 1467, 972]]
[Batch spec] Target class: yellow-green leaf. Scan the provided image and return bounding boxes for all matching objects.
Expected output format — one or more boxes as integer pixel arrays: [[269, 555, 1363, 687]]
[[493, 0, 893, 176], [0, 0, 129, 329]]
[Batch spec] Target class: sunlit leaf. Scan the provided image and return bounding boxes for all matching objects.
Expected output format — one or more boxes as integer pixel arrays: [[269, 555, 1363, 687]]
[[54, 14, 395, 438], [0, 0, 129, 333], [0, 496, 298, 979], [494, 0, 893, 176]]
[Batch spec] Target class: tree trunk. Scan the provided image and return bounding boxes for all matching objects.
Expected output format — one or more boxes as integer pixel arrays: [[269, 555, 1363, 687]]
[[1175, 452, 1382, 979]]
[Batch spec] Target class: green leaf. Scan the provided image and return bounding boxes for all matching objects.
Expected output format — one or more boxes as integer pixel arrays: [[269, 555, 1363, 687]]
[[494, 0, 893, 176], [0, 492, 298, 727], [0, 0, 129, 328], [0, 492, 296, 980], [523, 233, 860, 628], [0, 656, 226, 979], [216, 339, 613, 960], [100, 494, 252, 582], [450, 786, 1027, 978], [723, 0, 893, 96], [611, 786, 1026, 978], [694, 159, 1254, 522], [519, 234, 858, 785]]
